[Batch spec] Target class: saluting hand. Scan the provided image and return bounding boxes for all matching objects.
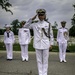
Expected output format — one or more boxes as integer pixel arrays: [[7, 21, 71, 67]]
[[32, 14, 37, 20]]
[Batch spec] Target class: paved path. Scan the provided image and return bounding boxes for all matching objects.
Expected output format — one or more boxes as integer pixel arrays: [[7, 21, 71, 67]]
[[0, 51, 75, 75]]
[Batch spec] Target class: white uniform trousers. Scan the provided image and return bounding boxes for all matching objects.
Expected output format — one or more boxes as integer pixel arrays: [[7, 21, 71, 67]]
[[36, 49, 49, 75], [58, 42, 67, 61], [5, 44, 13, 59], [20, 44, 28, 61]]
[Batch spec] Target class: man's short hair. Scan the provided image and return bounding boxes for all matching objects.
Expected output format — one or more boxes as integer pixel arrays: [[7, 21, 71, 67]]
[[61, 21, 66, 24]]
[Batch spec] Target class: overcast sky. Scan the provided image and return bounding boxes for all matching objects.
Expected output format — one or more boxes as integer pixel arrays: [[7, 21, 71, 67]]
[[0, 0, 75, 29]]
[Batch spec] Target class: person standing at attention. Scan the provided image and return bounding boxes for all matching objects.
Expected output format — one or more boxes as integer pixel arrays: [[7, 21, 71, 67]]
[[57, 21, 69, 63], [18, 21, 31, 62], [4, 25, 15, 60]]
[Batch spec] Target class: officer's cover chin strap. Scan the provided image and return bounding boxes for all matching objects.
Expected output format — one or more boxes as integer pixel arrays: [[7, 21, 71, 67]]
[[42, 21, 50, 40]]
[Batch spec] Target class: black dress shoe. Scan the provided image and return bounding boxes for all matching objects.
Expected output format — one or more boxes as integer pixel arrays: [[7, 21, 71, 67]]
[[25, 59, 28, 62], [7, 59, 12, 61]]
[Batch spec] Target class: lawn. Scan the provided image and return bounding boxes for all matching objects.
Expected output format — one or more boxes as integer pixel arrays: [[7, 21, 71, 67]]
[[0, 41, 75, 52]]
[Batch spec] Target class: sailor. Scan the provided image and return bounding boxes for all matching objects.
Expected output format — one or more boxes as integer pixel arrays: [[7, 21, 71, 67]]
[[57, 21, 69, 63], [4, 25, 15, 60], [24, 9, 54, 75], [18, 21, 31, 61]]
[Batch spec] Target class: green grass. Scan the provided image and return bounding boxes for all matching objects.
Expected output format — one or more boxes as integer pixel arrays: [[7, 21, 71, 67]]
[[0, 42, 75, 52], [0, 42, 6, 51], [67, 45, 75, 52], [0, 40, 35, 51]]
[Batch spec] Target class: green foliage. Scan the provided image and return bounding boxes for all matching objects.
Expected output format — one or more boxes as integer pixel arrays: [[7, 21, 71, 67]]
[[0, 41, 35, 51], [71, 14, 75, 26], [0, 42, 6, 50], [51, 46, 59, 52], [0, 0, 13, 15], [67, 45, 75, 52], [0, 42, 75, 52], [11, 19, 20, 35], [69, 26, 75, 37], [53, 29, 58, 38], [0, 29, 5, 35]]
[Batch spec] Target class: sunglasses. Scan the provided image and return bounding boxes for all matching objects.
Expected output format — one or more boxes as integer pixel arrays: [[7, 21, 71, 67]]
[[38, 14, 44, 16]]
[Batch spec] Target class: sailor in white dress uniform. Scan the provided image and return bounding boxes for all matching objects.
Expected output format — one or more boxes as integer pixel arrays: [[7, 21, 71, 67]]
[[18, 21, 31, 61], [57, 21, 69, 63], [4, 25, 15, 60], [24, 9, 54, 75]]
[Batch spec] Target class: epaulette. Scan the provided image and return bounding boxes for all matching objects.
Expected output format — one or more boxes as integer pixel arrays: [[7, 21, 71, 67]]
[[44, 21, 51, 27], [32, 20, 39, 23], [44, 20, 50, 23], [65, 28, 68, 30], [65, 28, 68, 29]]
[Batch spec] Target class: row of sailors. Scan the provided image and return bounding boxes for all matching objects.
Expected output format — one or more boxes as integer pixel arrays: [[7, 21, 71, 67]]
[[3, 9, 69, 75]]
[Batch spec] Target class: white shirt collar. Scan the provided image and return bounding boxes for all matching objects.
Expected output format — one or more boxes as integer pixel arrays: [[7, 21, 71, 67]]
[[39, 20, 44, 23]]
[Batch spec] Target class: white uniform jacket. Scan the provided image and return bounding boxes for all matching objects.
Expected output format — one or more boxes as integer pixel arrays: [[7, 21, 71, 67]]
[[25, 19, 54, 49], [18, 28, 31, 45], [57, 27, 69, 43], [4, 31, 15, 44]]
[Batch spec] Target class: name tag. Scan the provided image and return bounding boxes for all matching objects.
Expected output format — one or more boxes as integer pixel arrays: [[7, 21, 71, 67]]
[[45, 26, 48, 28], [24, 30, 28, 32]]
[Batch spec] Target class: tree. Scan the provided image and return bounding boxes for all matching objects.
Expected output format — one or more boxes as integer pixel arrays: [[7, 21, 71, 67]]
[[69, 26, 75, 37], [53, 29, 58, 38], [0, 29, 5, 35], [11, 19, 20, 35], [71, 14, 75, 26], [0, 0, 13, 15], [69, 4, 75, 37], [54, 21, 58, 29]]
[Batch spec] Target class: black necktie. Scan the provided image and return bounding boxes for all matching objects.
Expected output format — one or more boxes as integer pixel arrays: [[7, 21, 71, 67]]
[[7, 33, 9, 38]]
